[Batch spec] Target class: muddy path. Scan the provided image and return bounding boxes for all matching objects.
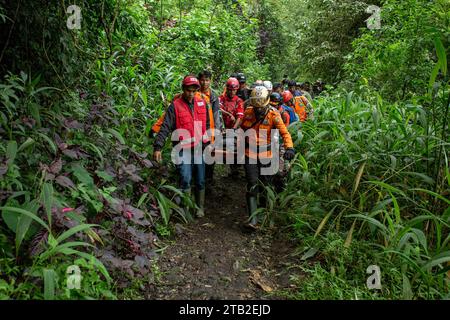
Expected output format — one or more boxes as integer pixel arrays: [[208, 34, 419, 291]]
[[144, 166, 304, 300]]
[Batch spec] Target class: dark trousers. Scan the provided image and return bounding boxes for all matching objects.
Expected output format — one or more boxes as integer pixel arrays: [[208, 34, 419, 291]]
[[205, 163, 215, 183], [244, 157, 276, 204]]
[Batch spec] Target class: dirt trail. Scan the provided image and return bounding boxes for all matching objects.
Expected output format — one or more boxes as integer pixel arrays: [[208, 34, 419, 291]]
[[145, 167, 303, 300]]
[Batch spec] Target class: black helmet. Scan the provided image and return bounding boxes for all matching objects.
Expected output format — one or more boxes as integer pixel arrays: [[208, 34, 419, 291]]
[[287, 80, 296, 87], [236, 73, 246, 83], [270, 92, 282, 103]]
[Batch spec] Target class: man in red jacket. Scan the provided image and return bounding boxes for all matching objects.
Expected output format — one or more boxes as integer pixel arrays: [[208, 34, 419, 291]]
[[153, 75, 211, 218], [219, 77, 244, 177]]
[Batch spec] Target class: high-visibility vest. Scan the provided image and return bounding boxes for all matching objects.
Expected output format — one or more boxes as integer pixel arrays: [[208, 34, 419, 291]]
[[196, 91, 216, 143], [293, 95, 309, 122], [152, 91, 216, 143], [173, 96, 208, 149]]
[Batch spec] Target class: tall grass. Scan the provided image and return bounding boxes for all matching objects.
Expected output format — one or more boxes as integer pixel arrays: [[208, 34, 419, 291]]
[[268, 87, 449, 299]]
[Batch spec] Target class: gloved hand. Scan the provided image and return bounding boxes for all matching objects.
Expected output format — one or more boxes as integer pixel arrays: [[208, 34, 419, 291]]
[[284, 148, 295, 160]]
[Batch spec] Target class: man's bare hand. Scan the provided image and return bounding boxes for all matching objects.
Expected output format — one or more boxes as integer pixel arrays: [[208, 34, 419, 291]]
[[153, 150, 162, 163]]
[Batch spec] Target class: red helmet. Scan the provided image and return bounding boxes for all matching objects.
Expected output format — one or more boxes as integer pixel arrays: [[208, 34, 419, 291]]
[[182, 75, 200, 88], [282, 90, 293, 103], [226, 77, 240, 90]]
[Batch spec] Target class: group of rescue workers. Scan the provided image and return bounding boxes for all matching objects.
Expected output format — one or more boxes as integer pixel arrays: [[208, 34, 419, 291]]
[[151, 70, 315, 230]]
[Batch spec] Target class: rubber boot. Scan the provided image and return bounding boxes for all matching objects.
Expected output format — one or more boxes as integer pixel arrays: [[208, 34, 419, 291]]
[[182, 188, 192, 220], [194, 189, 205, 218], [245, 195, 258, 230]]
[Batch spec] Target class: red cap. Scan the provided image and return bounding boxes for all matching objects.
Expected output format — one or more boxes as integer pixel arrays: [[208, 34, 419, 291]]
[[182, 76, 200, 88]]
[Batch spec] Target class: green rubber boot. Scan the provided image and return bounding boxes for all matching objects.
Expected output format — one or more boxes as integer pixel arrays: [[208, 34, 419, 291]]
[[245, 195, 258, 230], [194, 189, 205, 218]]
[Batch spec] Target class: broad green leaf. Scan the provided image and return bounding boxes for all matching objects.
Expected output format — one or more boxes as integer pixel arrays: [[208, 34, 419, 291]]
[[40, 241, 94, 262], [0, 206, 49, 231], [107, 128, 125, 145], [28, 102, 41, 127], [410, 188, 450, 205], [95, 170, 113, 182], [55, 223, 98, 244], [346, 214, 388, 234], [402, 274, 413, 300], [15, 200, 39, 256], [421, 251, 450, 271], [404, 172, 434, 185], [17, 137, 34, 153], [368, 180, 406, 197], [389, 191, 401, 224], [41, 183, 53, 228], [156, 191, 171, 226], [314, 207, 336, 237], [36, 132, 57, 155], [6, 140, 17, 166], [137, 193, 148, 208], [43, 268, 56, 300], [161, 184, 184, 196], [301, 247, 319, 261], [434, 36, 447, 76], [71, 163, 94, 187], [56, 248, 110, 281]]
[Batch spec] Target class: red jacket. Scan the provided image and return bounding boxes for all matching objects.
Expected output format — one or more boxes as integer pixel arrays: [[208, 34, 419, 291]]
[[219, 94, 244, 129]]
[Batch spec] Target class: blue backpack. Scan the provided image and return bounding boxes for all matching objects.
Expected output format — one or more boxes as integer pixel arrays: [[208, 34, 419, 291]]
[[281, 104, 298, 123]]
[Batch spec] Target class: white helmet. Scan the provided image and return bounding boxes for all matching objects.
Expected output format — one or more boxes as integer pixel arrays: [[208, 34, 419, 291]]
[[263, 80, 273, 91], [250, 86, 270, 108]]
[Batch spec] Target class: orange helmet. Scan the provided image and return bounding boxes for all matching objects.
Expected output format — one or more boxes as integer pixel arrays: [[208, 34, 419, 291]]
[[282, 90, 293, 104], [226, 77, 240, 90]]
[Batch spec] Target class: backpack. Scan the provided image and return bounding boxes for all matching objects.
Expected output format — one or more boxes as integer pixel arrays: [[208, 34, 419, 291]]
[[281, 104, 298, 123]]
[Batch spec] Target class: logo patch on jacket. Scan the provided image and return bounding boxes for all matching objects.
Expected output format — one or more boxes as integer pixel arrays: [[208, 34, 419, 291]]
[[197, 101, 204, 107]]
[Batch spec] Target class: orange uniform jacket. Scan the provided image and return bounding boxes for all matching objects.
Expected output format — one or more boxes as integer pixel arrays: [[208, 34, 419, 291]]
[[240, 106, 293, 159], [293, 95, 310, 122]]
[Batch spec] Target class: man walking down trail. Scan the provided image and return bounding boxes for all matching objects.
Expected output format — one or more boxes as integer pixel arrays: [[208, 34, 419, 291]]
[[153, 75, 211, 218], [241, 86, 295, 230], [196, 70, 222, 186], [287, 81, 314, 122], [219, 77, 245, 177]]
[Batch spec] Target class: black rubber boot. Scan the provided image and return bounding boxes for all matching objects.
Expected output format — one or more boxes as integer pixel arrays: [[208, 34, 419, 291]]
[[245, 194, 258, 230], [194, 189, 205, 218]]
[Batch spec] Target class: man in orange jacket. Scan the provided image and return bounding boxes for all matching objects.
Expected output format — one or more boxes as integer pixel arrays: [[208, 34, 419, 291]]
[[240, 86, 295, 229]]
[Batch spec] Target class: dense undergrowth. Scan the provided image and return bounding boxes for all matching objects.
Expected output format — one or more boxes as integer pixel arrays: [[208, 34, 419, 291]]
[[0, 0, 449, 299], [270, 84, 449, 299]]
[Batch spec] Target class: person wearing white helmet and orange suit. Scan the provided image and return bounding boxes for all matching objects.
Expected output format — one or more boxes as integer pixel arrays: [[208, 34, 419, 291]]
[[240, 86, 295, 230]]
